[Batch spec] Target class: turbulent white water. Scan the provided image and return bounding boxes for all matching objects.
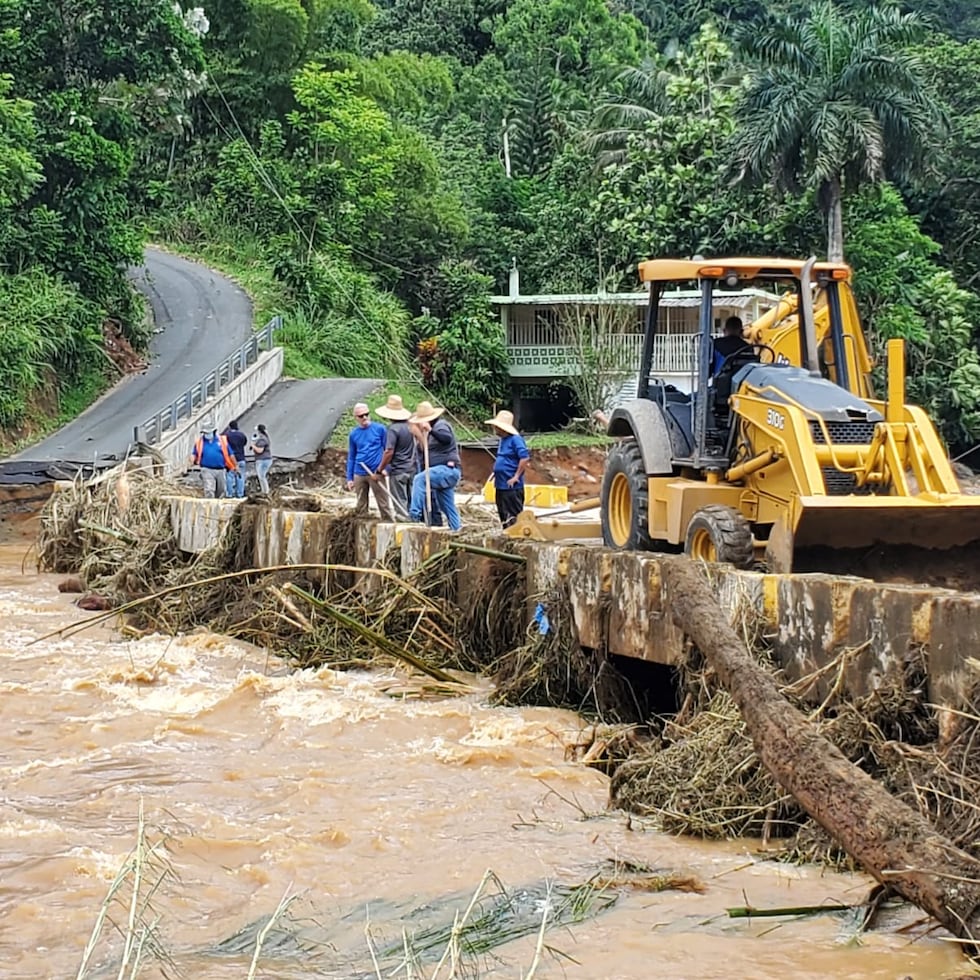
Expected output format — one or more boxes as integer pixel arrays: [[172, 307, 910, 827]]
[[0, 520, 964, 979]]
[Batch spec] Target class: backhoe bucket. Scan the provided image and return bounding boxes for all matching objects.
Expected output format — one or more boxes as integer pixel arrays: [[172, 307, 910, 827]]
[[773, 494, 980, 589]]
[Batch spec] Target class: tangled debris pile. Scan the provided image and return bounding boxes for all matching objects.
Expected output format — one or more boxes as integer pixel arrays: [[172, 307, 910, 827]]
[[492, 582, 641, 721], [37, 466, 182, 595], [35, 467, 635, 715], [608, 591, 980, 872]]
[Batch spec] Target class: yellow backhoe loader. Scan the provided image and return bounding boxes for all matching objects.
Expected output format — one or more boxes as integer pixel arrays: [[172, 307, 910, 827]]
[[511, 256, 980, 580]]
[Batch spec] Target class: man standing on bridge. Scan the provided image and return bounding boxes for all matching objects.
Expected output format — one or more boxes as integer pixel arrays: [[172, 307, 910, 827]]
[[375, 394, 415, 519], [345, 402, 393, 521], [191, 419, 237, 499], [485, 409, 530, 529], [222, 419, 248, 498]]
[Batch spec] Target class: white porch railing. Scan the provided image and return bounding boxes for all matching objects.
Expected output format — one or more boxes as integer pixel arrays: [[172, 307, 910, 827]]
[[507, 332, 697, 378]]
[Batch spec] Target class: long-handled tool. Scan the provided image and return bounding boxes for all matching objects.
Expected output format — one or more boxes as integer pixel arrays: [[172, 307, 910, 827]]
[[422, 436, 433, 524], [358, 461, 408, 520], [536, 495, 600, 519], [384, 473, 412, 520]]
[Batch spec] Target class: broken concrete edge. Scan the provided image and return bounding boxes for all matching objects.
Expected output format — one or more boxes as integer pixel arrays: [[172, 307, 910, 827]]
[[167, 496, 979, 711]]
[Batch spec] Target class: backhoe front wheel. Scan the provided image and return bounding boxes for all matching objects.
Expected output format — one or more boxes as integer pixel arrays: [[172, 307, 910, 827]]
[[601, 441, 654, 550], [685, 504, 754, 568]]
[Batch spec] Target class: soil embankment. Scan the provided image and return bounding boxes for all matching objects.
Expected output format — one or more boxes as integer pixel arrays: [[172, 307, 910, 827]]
[[313, 444, 608, 500]]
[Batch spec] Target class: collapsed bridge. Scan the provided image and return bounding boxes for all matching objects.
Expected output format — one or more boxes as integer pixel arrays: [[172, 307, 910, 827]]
[[167, 495, 980, 723]]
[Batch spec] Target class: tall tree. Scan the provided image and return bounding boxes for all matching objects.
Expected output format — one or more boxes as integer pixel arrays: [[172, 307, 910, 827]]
[[909, 35, 980, 287], [587, 25, 779, 281], [365, 0, 502, 64], [728, 1, 939, 261], [580, 56, 672, 169], [489, 0, 646, 177], [0, 0, 205, 320]]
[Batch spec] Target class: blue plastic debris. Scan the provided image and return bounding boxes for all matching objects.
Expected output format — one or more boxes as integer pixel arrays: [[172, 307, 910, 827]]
[[534, 602, 550, 635]]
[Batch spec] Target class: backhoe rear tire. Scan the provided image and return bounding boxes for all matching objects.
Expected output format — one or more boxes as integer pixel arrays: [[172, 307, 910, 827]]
[[601, 441, 654, 551], [684, 504, 754, 568]]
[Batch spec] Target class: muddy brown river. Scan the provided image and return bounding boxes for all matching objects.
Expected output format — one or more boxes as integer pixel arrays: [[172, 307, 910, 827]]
[[0, 516, 966, 979]]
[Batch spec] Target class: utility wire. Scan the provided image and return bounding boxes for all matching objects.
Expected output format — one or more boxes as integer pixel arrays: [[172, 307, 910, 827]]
[[198, 73, 497, 456]]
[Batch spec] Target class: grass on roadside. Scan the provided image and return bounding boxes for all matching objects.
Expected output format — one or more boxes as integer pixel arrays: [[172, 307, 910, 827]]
[[525, 431, 612, 450], [0, 364, 112, 457]]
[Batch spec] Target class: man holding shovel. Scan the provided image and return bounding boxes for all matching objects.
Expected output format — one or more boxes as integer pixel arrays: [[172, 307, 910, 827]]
[[345, 402, 394, 521], [408, 400, 462, 531], [374, 394, 415, 520]]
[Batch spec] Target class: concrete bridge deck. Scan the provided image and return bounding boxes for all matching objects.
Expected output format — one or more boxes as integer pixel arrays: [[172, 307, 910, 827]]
[[168, 497, 980, 716]]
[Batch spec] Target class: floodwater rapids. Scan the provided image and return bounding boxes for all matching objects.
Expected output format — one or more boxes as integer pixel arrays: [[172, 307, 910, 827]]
[[0, 516, 967, 979]]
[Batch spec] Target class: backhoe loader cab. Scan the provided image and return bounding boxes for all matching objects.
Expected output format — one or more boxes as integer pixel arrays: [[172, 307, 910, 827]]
[[600, 257, 980, 576]]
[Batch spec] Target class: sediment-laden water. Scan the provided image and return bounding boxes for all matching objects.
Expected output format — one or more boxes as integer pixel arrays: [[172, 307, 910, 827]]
[[0, 518, 965, 978]]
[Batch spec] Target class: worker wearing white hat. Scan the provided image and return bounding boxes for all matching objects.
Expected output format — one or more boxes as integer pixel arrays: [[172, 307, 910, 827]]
[[485, 409, 530, 528], [375, 394, 415, 518]]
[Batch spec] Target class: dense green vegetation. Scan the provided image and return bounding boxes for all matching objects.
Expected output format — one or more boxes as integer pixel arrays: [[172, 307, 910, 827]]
[[2, 0, 980, 448]]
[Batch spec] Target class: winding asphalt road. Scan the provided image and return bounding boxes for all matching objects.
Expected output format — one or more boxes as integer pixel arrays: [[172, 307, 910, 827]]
[[9, 248, 254, 467], [1, 248, 379, 485]]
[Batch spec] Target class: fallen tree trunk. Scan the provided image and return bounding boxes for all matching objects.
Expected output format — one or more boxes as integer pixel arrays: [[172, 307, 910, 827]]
[[663, 557, 980, 949]]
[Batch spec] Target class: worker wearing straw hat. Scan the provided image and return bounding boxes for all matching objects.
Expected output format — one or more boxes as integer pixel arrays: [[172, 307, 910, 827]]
[[375, 394, 415, 519], [485, 409, 530, 529], [408, 400, 462, 531]]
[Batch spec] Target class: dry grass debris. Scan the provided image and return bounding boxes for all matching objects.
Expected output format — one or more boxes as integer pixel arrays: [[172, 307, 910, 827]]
[[490, 583, 641, 722], [607, 609, 980, 870]]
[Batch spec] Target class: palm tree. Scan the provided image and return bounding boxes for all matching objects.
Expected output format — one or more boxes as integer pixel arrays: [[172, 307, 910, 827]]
[[580, 24, 733, 170], [728, 1, 940, 261], [580, 57, 672, 168]]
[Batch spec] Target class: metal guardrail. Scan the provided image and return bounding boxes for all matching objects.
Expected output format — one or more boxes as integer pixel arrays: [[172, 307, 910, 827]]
[[138, 315, 283, 445]]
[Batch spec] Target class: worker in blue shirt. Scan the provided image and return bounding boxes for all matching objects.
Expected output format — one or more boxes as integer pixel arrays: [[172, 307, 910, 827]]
[[345, 402, 394, 520], [485, 409, 530, 529], [222, 419, 249, 498]]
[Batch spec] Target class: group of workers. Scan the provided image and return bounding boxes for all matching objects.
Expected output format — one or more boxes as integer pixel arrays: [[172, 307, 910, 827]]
[[191, 418, 273, 498], [346, 396, 530, 531], [191, 317, 746, 515]]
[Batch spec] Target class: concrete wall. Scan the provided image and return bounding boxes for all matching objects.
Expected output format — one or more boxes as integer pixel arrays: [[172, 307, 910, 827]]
[[155, 347, 284, 475], [168, 497, 243, 553], [167, 496, 980, 708]]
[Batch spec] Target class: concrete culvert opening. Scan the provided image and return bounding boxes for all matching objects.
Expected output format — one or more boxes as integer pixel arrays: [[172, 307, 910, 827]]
[[608, 655, 681, 718]]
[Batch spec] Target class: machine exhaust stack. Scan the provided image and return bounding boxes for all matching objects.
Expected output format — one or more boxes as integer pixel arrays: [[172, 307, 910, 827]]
[[799, 256, 820, 375]]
